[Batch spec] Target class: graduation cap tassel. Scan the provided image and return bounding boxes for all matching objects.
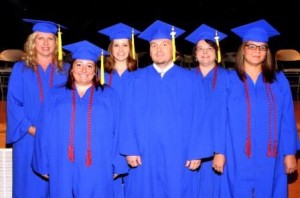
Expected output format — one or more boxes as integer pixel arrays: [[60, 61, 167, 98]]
[[244, 79, 252, 158], [68, 88, 76, 163], [245, 138, 251, 158], [273, 141, 277, 157], [132, 28, 136, 60], [85, 85, 94, 167], [171, 26, 176, 62], [214, 30, 221, 64], [100, 50, 105, 85], [267, 142, 272, 157], [68, 145, 75, 162], [58, 25, 63, 61], [85, 149, 92, 166]]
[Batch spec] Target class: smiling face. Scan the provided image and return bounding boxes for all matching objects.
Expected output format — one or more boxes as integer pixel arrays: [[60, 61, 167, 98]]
[[111, 39, 131, 62], [243, 41, 268, 67], [195, 40, 216, 67], [149, 38, 173, 69], [34, 32, 56, 58], [72, 59, 96, 86]]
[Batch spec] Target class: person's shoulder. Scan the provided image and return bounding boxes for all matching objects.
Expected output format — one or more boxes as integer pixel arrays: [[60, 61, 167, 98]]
[[11, 61, 26, 71], [274, 71, 290, 87], [56, 62, 70, 75], [218, 66, 227, 72], [172, 64, 190, 72], [96, 85, 116, 97], [44, 86, 69, 106], [10, 61, 32, 76], [217, 66, 232, 77], [225, 69, 241, 86], [173, 65, 198, 77], [137, 65, 152, 72], [226, 68, 237, 76], [62, 62, 71, 72], [94, 86, 118, 104], [131, 65, 152, 78], [275, 70, 287, 79], [50, 86, 68, 96]]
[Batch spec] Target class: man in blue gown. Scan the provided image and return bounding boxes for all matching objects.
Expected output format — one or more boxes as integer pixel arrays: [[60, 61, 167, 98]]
[[119, 20, 212, 198]]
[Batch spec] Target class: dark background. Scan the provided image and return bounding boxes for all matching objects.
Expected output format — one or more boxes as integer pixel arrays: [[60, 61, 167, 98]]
[[1, 0, 300, 56]]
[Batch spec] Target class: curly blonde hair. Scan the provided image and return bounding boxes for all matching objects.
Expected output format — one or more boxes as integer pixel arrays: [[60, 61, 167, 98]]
[[22, 32, 65, 72]]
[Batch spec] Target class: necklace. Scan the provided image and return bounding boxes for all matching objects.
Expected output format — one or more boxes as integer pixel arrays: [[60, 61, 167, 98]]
[[68, 85, 95, 166], [243, 79, 277, 157]]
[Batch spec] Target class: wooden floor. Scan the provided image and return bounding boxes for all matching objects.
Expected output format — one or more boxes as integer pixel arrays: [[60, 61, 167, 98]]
[[0, 101, 299, 196]]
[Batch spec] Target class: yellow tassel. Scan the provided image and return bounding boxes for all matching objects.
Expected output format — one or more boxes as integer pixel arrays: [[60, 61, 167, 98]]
[[171, 26, 176, 62], [58, 25, 63, 61], [100, 50, 104, 85], [214, 30, 221, 64], [132, 28, 136, 60]]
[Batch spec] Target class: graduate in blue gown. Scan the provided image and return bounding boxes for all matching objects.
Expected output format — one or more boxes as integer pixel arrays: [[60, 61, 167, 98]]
[[98, 23, 140, 98], [118, 20, 212, 198], [31, 40, 128, 197], [6, 18, 69, 198], [185, 24, 228, 197], [220, 19, 298, 198], [98, 23, 140, 197]]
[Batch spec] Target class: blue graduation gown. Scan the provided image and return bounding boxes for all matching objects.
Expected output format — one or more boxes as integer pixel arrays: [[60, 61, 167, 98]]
[[31, 86, 128, 197], [119, 65, 212, 198], [221, 71, 298, 197], [191, 66, 228, 197], [6, 61, 69, 198], [104, 69, 134, 99], [104, 69, 136, 198]]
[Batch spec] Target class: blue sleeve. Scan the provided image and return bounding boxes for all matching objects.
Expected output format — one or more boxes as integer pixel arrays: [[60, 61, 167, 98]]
[[214, 69, 230, 154], [278, 72, 298, 155], [111, 89, 129, 174], [118, 77, 140, 155], [187, 75, 213, 160], [6, 62, 31, 144], [31, 97, 52, 175]]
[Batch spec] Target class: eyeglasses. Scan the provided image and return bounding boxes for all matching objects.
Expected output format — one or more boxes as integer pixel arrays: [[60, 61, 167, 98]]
[[196, 47, 214, 53], [244, 44, 268, 51]]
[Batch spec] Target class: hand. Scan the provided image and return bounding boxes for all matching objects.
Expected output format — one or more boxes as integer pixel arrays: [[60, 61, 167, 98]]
[[284, 154, 297, 174], [42, 174, 49, 179], [113, 174, 119, 179], [212, 153, 225, 173], [28, 126, 36, 136], [185, 159, 201, 170], [126, 155, 142, 168]]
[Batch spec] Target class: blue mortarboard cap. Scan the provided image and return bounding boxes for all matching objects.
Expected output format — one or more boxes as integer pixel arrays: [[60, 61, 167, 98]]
[[231, 19, 280, 42], [185, 24, 227, 44], [138, 20, 185, 41], [23, 18, 67, 34], [63, 40, 108, 62], [98, 23, 140, 40]]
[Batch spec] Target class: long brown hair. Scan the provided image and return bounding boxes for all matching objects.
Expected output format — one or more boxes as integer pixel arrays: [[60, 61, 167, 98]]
[[104, 39, 138, 73], [235, 42, 276, 83]]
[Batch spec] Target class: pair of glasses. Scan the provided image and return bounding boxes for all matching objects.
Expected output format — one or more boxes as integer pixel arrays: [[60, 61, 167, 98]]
[[196, 47, 214, 53], [244, 44, 268, 51]]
